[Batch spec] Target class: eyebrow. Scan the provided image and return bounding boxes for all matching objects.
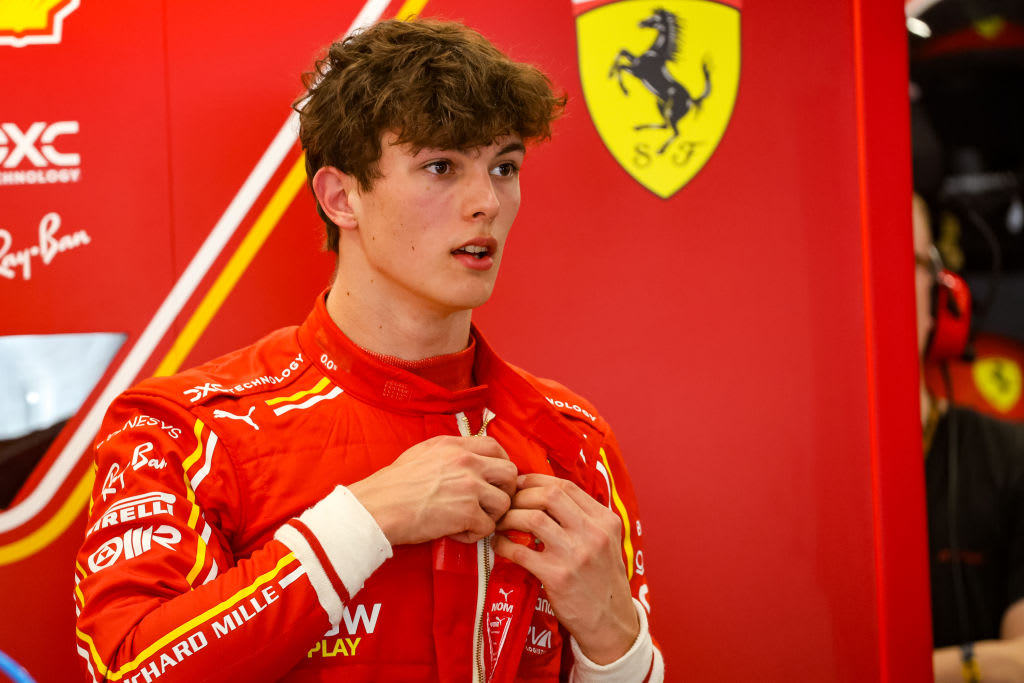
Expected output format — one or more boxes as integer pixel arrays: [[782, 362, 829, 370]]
[[413, 141, 526, 159], [497, 141, 526, 156]]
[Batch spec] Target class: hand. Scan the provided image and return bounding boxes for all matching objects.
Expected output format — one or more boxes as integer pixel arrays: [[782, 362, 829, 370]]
[[933, 639, 1024, 683], [493, 473, 639, 665], [347, 435, 517, 546]]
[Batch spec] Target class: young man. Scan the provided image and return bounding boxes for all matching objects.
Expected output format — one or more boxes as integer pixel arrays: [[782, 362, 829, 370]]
[[75, 19, 662, 682]]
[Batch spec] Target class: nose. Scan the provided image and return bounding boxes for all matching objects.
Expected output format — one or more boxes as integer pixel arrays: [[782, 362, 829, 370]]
[[464, 169, 500, 222]]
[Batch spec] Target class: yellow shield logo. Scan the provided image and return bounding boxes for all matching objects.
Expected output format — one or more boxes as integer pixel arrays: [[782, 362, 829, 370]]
[[972, 357, 1023, 414], [576, 0, 741, 198]]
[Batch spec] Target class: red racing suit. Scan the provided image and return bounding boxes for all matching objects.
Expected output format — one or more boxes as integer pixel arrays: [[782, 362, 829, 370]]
[[74, 294, 662, 682]]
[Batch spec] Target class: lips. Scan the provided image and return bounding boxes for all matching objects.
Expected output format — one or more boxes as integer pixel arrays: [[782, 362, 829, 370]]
[[452, 244, 490, 259], [452, 236, 497, 257], [451, 237, 498, 270]]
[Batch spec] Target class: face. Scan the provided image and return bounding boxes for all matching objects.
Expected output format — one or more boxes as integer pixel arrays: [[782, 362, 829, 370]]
[[913, 194, 936, 357], [338, 132, 524, 317]]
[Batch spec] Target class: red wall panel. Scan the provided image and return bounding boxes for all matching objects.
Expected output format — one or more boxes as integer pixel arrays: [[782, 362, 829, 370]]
[[0, 2, 174, 337]]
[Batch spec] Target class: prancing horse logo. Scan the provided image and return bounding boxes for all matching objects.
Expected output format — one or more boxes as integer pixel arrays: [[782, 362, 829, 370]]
[[609, 9, 711, 155], [575, 0, 742, 198]]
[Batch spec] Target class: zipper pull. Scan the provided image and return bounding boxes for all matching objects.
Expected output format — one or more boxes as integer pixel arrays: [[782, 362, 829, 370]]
[[456, 408, 495, 437]]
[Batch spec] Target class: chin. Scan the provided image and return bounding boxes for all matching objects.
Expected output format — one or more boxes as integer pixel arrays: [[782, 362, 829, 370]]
[[455, 296, 492, 312], [444, 290, 494, 313]]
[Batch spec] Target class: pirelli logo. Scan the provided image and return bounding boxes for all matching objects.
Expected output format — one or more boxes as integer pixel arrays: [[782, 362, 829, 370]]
[[88, 492, 176, 536]]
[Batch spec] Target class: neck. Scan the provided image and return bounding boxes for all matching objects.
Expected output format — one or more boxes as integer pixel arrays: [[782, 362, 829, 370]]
[[325, 279, 473, 361]]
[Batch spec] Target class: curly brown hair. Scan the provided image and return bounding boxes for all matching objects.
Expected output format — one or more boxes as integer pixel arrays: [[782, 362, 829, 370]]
[[295, 18, 566, 252]]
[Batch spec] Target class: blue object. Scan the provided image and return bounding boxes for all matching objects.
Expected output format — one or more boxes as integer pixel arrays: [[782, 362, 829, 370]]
[[0, 650, 35, 683]]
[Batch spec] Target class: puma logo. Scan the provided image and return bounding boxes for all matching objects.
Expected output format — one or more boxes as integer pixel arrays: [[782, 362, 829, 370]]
[[498, 587, 513, 601], [213, 406, 259, 430]]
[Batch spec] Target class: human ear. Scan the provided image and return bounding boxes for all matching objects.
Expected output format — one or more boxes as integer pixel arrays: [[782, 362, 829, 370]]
[[312, 167, 359, 230]]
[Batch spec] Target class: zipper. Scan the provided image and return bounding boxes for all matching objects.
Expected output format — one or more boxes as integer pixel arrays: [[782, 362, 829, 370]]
[[457, 408, 495, 438], [473, 534, 493, 683], [455, 409, 496, 683]]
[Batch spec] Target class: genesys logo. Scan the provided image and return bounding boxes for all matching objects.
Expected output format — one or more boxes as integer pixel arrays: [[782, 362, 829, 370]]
[[0, 212, 91, 281], [0, 0, 80, 48], [103, 414, 184, 443], [0, 121, 81, 186], [87, 524, 182, 572]]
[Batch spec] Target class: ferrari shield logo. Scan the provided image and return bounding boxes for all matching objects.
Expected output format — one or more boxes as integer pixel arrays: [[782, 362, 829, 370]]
[[575, 0, 741, 198]]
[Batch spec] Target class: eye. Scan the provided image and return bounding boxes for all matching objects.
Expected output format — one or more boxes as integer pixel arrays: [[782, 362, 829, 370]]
[[425, 160, 451, 175], [491, 162, 519, 178]]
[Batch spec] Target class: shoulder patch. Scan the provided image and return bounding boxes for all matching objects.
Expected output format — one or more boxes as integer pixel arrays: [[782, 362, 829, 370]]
[[505, 362, 606, 432], [544, 395, 600, 423], [179, 350, 306, 405], [135, 328, 308, 407]]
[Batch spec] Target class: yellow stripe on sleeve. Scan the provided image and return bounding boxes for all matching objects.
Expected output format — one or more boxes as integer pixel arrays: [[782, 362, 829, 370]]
[[185, 529, 208, 586], [182, 471, 206, 586], [155, 418, 210, 586], [88, 462, 98, 516], [74, 561, 87, 606], [181, 419, 206, 473], [599, 447, 635, 580]]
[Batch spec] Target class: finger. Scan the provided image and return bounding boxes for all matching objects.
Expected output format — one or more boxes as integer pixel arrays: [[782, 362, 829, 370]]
[[516, 472, 558, 489], [492, 532, 546, 579], [450, 529, 488, 544], [469, 455, 518, 500], [497, 508, 566, 550], [452, 506, 496, 543], [509, 485, 584, 531], [516, 474, 607, 518], [477, 482, 512, 521], [462, 435, 510, 461], [511, 485, 617, 540]]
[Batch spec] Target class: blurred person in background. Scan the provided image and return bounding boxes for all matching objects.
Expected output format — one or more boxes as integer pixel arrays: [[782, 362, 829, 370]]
[[915, 194, 1024, 682]]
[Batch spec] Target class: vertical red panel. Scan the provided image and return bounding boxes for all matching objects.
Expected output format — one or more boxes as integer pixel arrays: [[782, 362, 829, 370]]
[[0, 2, 173, 336], [854, 0, 935, 678]]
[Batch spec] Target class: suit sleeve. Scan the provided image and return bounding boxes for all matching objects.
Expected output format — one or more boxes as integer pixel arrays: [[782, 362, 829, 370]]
[[569, 425, 664, 683], [74, 393, 390, 683]]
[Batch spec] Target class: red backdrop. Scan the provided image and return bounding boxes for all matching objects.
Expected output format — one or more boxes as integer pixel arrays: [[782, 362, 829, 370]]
[[0, 0, 931, 680]]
